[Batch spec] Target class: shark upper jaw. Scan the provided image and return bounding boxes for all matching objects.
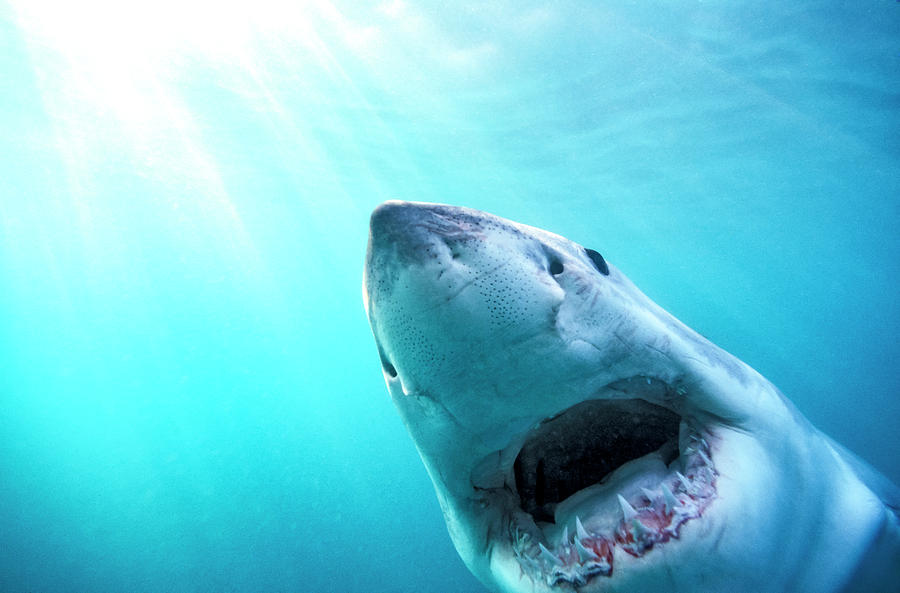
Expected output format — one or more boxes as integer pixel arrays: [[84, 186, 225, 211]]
[[466, 377, 720, 590]]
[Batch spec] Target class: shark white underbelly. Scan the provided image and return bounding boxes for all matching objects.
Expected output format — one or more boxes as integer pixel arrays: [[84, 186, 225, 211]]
[[363, 201, 900, 593]]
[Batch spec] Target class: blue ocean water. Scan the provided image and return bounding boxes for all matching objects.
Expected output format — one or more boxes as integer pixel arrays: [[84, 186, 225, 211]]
[[0, 2, 897, 592]]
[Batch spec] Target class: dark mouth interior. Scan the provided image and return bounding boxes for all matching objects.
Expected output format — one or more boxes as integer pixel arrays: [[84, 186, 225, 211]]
[[513, 399, 681, 523]]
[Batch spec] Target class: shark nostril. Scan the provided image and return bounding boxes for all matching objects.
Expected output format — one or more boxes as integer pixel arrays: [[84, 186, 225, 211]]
[[377, 345, 398, 378]]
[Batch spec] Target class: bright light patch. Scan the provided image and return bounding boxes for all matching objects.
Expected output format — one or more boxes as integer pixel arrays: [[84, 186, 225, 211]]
[[8, 0, 508, 270], [8, 0, 360, 275]]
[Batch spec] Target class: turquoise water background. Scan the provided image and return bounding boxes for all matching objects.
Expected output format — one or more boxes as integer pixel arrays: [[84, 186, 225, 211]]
[[1, 2, 898, 592]]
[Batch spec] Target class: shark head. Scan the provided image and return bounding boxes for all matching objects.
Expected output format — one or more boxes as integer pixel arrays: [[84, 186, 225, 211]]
[[363, 201, 886, 593]]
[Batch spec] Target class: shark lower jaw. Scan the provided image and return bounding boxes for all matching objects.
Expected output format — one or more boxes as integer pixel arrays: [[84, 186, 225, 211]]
[[478, 382, 718, 589]]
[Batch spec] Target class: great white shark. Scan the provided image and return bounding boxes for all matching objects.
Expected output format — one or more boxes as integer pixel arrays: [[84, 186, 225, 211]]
[[362, 201, 900, 593]]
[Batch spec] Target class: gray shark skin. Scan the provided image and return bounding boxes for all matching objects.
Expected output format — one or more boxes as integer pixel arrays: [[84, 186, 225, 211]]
[[363, 201, 900, 593]]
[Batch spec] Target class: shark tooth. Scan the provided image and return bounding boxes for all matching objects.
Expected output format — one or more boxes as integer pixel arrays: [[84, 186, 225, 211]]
[[661, 482, 679, 514], [539, 543, 562, 566], [631, 518, 652, 540], [676, 471, 692, 491], [575, 515, 589, 541], [575, 537, 600, 563], [641, 486, 658, 504], [618, 494, 638, 521]]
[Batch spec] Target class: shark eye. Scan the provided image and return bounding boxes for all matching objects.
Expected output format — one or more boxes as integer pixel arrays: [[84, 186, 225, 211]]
[[549, 259, 564, 275], [585, 248, 609, 276]]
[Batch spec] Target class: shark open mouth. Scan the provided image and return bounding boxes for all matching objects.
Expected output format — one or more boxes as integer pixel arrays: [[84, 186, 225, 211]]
[[500, 382, 718, 587]]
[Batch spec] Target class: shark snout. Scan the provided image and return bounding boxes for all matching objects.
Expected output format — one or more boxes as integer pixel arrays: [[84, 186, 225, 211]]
[[371, 199, 477, 237], [369, 201, 451, 267], [368, 201, 496, 277], [368, 201, 419, 261], [369, 200, 416, 240]]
